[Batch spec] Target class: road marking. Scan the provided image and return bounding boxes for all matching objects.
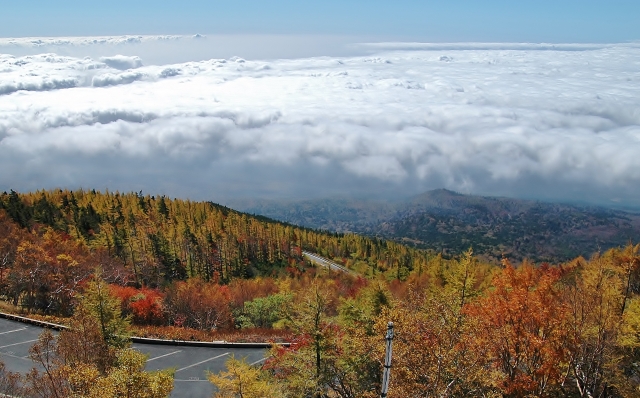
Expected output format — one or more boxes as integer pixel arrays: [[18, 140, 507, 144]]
[[21, 348, 52, 359], [249, 357, 267, 366], [174, 379, 210, 382], [176, 352, 229, 372], [0, 351, 32, 362], [0, 339, 38, 349], [147, 350, 182, 362], [0, 328, 26, 335]]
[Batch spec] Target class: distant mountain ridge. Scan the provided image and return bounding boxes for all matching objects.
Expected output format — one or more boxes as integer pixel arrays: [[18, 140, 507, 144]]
[[234, 189, 640, 263]]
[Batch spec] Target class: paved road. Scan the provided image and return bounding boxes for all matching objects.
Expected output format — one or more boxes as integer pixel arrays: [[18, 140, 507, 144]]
[[0, 317, 267, 398], [303, 251, 358, 275]]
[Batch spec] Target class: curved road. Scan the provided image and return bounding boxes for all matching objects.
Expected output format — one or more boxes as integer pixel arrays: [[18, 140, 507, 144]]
[[302, 251, 358, 276]]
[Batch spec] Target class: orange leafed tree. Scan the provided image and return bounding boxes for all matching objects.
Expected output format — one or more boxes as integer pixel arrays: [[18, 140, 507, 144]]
[[466, 260, 568, 397]]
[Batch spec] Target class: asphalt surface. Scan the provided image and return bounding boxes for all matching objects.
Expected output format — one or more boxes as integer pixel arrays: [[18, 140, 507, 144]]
[[0, 317, 267, 398], [303, 251, 358, 275]]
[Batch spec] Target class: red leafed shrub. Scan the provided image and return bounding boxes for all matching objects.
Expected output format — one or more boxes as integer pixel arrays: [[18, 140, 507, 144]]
[[110, 285, 138, 310], [164, 278, 234, 330], [334, 275, 368, 298], [110, 285, 166, 325], [129, 288, 165, 325]]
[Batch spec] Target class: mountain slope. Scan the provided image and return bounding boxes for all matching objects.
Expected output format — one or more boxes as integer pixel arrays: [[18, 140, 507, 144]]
[[0, 189, 429, 285], [236, 190, 640, 262]]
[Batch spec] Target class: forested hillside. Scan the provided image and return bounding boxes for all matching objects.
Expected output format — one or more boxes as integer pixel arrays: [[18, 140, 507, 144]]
[[237, 189, 640, 262], [0, 189, 434, 282], [0, 189, 431, 314], [1, 189, 640, 396]]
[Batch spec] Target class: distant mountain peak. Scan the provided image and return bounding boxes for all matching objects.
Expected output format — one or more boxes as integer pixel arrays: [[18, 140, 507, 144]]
[[426, 188, 462, 196], [407, 189, 468, 209]]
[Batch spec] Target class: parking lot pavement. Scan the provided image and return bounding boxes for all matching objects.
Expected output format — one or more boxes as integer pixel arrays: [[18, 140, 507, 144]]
[[0, 317, 268, 398], [136, 343, 267, 398], [0, 317, 47, 375]]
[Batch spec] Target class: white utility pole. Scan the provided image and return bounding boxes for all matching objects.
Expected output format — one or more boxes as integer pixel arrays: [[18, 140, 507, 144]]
[[381, 321, 394, 398]]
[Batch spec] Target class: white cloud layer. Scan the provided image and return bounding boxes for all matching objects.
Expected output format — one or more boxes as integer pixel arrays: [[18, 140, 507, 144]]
[[0, 34, 369, 65], [1, 37, 640, 206], [99, 55, 143, 70]]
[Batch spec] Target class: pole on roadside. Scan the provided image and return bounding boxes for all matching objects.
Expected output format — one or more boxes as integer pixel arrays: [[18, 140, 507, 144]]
[[381, 321, 394, 398]]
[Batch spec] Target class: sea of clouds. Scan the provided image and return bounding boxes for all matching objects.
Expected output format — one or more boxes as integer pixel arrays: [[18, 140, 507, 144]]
[[1, 35, 639, 207]]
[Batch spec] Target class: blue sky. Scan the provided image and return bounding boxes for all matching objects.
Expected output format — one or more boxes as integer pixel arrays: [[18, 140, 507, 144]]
[[3, 0, 639, 43]]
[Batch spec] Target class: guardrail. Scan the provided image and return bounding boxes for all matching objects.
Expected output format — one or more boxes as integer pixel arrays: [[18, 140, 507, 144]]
[[0, 312, 289, 348], [302, 251, 358, 275], [129, 336, 286, 348], [0, 311, 68, 331]]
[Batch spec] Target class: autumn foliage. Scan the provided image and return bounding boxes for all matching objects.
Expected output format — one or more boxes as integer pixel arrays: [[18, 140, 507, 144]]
[[256, 247, 640, 397], [2, 190, 640, 397], [110, 285, 165, 325], [466, 260, 568, 396]]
